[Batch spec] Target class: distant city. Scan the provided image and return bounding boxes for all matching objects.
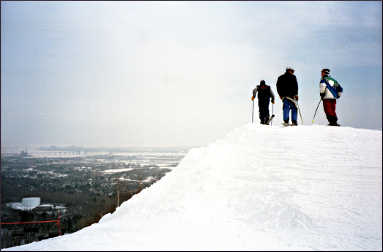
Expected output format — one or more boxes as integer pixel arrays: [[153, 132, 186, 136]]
[[1, 146, 189, 249], [2, 145, 193, 155]]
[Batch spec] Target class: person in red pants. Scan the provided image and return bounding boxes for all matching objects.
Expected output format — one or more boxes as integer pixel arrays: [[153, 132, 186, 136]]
[[319, 68, 343, 126]]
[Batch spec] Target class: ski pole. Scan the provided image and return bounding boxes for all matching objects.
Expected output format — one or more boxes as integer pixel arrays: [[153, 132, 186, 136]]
[[297, 103, 303, 125], [251, 100, 254, 124], [312, 86, 328, 124], [285, 97, 304, 124], [312, 99, 322, 124]]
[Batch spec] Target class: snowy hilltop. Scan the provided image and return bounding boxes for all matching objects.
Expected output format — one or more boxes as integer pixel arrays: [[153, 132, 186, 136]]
[[5, 124, 382, 251]]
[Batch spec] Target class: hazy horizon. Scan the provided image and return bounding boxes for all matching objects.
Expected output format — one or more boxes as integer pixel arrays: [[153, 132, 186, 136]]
[[2, 1, 382, 147]]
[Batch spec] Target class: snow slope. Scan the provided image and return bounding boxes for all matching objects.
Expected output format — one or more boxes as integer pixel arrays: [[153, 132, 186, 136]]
[[5, 124, 382, 251]]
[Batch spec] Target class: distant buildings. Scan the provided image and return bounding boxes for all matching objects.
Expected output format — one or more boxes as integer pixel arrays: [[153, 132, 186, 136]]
[[35, 204, 67, 215], [19, 150, 29, 157], [6, 197, 67, 214], [6, 197, 40, 211]]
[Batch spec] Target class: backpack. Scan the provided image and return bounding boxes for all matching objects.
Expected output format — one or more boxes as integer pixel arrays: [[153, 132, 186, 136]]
[[256, 85, 272, 98], [335, 82, 343, 94], [324, 77, 343, 99]]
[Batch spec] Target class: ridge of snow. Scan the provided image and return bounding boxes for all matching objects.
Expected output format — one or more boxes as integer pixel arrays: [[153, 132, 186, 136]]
[[5, 124, 382, 251]]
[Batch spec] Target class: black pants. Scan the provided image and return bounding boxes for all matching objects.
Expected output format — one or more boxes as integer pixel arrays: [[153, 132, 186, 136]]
[[258, 101, 270, 124]]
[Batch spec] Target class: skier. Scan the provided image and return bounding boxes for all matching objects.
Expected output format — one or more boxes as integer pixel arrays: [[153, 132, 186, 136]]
[[251, 80, 275, 125], [320, 68, 342, 126], [276, 67, 299, 126]]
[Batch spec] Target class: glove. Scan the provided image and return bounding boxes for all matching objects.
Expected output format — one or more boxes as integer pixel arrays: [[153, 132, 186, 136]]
[[251, 96, 255, 101], [320, 93, 325, 99], [294, 95, 298, 101], [271, 100, 275, 104]]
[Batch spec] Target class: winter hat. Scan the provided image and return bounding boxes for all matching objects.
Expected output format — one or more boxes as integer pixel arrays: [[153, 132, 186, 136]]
[[286, 66, 295, 73], [260, 80, 266, 85], [321, 68, 330, 75]]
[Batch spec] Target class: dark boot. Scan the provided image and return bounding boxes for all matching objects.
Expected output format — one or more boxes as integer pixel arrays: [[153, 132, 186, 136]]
[[328, 116, 340, 126], [292, 120, 298, 126]]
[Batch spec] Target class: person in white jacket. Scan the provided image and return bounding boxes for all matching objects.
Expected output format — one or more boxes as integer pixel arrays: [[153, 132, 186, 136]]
[[320, 68, 342, 126]]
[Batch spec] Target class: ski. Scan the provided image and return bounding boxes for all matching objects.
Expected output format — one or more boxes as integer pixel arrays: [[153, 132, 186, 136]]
[[266, 114, 275, 125], [283, 97, 304, 124]]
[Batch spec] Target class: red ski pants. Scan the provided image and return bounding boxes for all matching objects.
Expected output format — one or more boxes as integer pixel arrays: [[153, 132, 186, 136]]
[[323, 99, 337, 117]]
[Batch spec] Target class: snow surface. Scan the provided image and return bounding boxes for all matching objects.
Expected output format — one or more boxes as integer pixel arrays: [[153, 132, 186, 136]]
[[5, 124, 382, 251]]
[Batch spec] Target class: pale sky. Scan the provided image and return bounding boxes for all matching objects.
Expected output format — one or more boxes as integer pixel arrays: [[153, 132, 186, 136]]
[[1, 1, 382, 148]]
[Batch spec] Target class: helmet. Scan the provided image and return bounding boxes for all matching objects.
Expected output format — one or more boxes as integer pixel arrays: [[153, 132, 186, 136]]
[[260, 80, 266, 85]]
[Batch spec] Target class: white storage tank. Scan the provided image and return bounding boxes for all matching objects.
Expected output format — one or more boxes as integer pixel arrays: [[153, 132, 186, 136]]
[[21, 197, 41, 210]]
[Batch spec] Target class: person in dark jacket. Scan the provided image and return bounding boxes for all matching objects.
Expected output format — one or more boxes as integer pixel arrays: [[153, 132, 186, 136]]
[[251, 80, 275, 125], [276, 67, 299, 126]]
